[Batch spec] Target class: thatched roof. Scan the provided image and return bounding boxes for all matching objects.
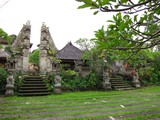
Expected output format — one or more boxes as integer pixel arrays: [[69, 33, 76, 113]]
[[0, 49, 9, 58], [0, 37, 8, 44], [56, 42, 83, 60]]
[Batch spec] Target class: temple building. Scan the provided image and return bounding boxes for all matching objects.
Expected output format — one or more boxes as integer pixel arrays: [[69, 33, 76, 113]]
[[56, 42, 90, 76], [56, 42, 83, 69]]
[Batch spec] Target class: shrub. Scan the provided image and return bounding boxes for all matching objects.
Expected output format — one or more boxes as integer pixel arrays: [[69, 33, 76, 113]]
[[0, 67, 8, 93], [13, 72, 23, 94], [61, 70, 102, 91], [45, 72, 55, 93], [29, 49, 39, 65]]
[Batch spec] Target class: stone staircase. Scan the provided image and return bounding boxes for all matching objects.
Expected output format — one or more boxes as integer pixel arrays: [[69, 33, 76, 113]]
[[110, 76, 134, 90], [18, 76, 51, 96]]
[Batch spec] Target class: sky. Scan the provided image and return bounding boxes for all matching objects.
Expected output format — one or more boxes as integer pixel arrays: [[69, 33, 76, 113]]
[[0, 0, 113, 50]]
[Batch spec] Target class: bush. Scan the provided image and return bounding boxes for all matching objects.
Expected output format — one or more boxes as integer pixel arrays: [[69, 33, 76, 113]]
[[45, 72, 55, 93], [0, 67, 8, 93], [61, 71, 102, 91], [13, 72, 23, 94], [138, 51, 160, 85], [29, 49, 39, 65]]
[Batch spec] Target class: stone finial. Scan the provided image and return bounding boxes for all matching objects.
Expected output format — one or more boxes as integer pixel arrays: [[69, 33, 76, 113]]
[[41, 22, 49, 32], [26, 20, 31, 26]]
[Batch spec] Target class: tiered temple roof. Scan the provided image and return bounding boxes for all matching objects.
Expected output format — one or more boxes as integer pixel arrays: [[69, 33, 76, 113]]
[[56, 42, 83, 60], [0, 37, 8, 45]]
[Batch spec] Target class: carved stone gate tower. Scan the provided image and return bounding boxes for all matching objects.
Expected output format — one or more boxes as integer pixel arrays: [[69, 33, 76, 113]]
[[9, 22, 57, 75], [39, 23, 57, 75], [11, 21, 31, 73]]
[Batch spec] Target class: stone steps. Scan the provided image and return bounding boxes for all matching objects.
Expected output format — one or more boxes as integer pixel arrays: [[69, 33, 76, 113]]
[[19, 89, 48, 92], [18, 76, 51, 96], [18, 92, 51, 96], [110, 77, 134, 90], [23, 81, 44, 84]]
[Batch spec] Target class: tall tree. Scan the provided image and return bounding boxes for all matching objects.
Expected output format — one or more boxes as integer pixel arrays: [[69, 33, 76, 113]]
[[76, 0, 160, 58], [0, 28, 10, 41], [76, 38, 108, 72], [0, 28, 10, 49]]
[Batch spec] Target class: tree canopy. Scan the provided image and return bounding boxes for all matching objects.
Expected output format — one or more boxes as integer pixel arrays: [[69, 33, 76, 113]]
[[76, 0, 160, 59], [0, 28, 10, 41], [29, 49, 40, 65], [0, 28, 10, 49]]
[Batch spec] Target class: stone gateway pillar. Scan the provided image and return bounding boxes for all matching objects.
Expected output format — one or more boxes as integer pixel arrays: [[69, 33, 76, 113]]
[[22, 48, 30, 73], [11, 21, 31, 74], [39, 24, 49, 74], [39, 23, 57, 75]]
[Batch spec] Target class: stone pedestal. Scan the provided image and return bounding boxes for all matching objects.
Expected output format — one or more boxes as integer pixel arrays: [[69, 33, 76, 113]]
[[5, 85, 14, 96], [103, 69, 112, 90], [54, 84, 62, 94], [54, 71, 62, 94], [132, 81, 141, 88], [103, 81, 112, 90], [132, 73, 141, 88], [5, 75, 14, 96]]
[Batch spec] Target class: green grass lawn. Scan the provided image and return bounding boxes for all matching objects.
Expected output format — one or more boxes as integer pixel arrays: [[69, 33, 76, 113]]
[[0, 86, 160, 120]]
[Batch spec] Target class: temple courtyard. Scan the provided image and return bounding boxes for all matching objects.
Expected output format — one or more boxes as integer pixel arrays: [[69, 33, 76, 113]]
[[0, 86, 160, 120]]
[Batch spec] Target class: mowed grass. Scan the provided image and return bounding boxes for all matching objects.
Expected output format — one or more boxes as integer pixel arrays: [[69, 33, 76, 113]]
[[0, 86, 160, 120]]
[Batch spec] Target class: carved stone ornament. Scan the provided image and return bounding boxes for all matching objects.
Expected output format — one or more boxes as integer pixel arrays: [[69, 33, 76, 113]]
[[102, 68, 112, 90], [132, 72, 141, 88], [22, 49, 29, 57], [5, 75, 14, 96], [54, 71, 62, 94]]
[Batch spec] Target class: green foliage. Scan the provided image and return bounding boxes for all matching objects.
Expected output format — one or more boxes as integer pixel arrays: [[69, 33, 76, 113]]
[[0, 28, 10, 41], [0, 44, 2, 49], [29, 49, 40, 65], [64, 70, 78, 76], [13, 72, 23, 94], [128, 50, 154, 69], [0, 28, 11, 49], [48, 47, 61, 63], [129, 50, 160, 85], [76, 0, 160, 59], [76, 38, 107, 72], [76, 0, 160, 86], [46, 72, 55, 92], [61, 70, 102, 91], [9, 34, 17, 44], [75, 38, 95, 51], [0, 67, 8, 93]]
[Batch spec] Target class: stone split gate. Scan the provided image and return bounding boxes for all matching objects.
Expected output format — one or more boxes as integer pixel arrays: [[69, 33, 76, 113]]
[[8, 21, 57, 75]]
